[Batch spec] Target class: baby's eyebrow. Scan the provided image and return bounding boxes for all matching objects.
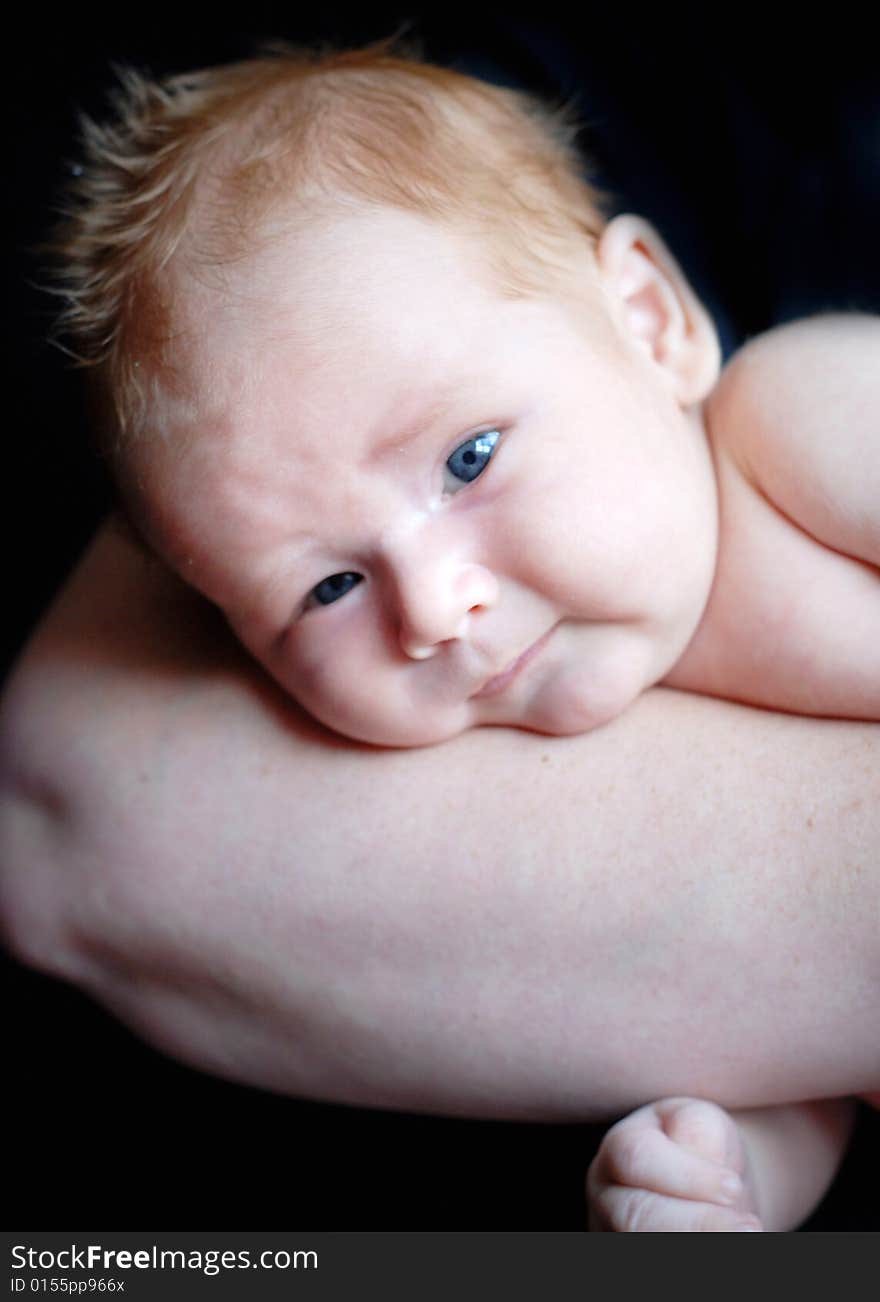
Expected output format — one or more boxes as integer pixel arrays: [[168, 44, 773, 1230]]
[[365, 389, 460, 463], [222, 542, 315, 625]]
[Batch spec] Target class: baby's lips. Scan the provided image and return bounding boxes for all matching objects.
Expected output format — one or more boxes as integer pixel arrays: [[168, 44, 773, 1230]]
[[470, 626, 557, 700]]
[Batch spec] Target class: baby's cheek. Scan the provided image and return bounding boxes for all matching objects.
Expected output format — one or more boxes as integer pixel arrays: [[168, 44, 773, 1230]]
[[268, 626, 474, 747], [277, 640, 347, 710], [271, 642, 391, 740]]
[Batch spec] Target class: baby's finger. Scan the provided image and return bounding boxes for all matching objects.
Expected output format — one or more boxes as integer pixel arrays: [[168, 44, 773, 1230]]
[[658, 1097, 741, 1170], [590, 1123, 742, 1208], [589, 1185, 762, 1233]]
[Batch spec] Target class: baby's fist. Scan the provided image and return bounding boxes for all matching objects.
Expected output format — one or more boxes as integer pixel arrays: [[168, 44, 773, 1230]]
[[587, 1097, 762, 1231]]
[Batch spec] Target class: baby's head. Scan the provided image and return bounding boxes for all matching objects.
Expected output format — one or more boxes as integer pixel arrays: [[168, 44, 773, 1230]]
[[54, 43, 721, 746]]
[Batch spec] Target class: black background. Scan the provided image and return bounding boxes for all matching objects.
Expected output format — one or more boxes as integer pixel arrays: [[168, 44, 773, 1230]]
[[5, 5, 880, 1230]]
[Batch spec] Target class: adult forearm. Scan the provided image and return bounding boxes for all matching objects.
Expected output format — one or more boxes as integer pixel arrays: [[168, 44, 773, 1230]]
[[1, 523, 878, 1119]]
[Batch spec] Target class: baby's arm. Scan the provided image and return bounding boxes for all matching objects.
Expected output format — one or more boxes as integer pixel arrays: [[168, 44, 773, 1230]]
[[587, 1096, 856, 1232], [671, 312, 880, 718]]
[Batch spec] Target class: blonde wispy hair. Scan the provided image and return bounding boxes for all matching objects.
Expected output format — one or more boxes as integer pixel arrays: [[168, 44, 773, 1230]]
[[48, 40, 608, 448]]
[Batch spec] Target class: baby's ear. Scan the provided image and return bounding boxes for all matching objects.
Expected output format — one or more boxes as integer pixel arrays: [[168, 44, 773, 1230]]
[[596, 215, 720, 405]]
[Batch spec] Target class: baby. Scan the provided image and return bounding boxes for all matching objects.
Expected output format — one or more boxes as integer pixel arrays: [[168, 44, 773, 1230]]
[[51, 44, 878, 1230]]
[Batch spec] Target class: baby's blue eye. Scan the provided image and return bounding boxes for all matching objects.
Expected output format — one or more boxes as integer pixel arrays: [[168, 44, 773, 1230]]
[[444, 430, 500, 491], [311, 572, 363, 606]]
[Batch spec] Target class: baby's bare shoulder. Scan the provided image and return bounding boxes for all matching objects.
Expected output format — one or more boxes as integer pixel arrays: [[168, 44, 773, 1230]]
[[722, 311, 879, 370], [673, 313, 880, 719], [735, 311, 879, 357], [706, 312, 880, 569], [710, 312, 878, 441]]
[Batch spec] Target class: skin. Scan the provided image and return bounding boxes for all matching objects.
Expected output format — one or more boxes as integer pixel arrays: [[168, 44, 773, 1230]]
[[585, 311, 880, 1230], [6, 211, 879, 1231], [1, 524, 878, 1128], [126, 207, 721, 746], [672, 313, 880, 720], [587, 1097, 857, 1232], [129, 208, 880, 747]]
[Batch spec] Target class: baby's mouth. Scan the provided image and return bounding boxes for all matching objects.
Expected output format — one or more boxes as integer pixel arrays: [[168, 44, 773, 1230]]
[[470, 626, 556, 700]]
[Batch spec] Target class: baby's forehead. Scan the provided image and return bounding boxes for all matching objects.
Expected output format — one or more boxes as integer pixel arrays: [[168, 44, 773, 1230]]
[[175, 199, 600, 341], [162, 211, 503, 395], [187, 204, 485, 307], [134, 205, 610, 484]]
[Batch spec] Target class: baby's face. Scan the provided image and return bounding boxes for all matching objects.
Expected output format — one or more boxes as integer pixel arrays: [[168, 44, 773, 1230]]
[[135, 208, 718, 745]]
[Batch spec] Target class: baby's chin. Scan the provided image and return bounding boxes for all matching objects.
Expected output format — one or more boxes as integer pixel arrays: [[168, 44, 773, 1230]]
[[306, 703, 480, 750], [467, 671, 639, 740], [314, 699, 614, 749]]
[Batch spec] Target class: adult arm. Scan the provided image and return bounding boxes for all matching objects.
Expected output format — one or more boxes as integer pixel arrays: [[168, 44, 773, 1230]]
[[1, 521, 878, 1121]]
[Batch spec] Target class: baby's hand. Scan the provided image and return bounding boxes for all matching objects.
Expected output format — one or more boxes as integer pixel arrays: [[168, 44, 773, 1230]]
[[587, 1097, 763, 1231]]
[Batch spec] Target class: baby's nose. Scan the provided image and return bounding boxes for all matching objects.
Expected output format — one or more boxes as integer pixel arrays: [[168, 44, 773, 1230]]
[[397, 560, 499, 660]]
